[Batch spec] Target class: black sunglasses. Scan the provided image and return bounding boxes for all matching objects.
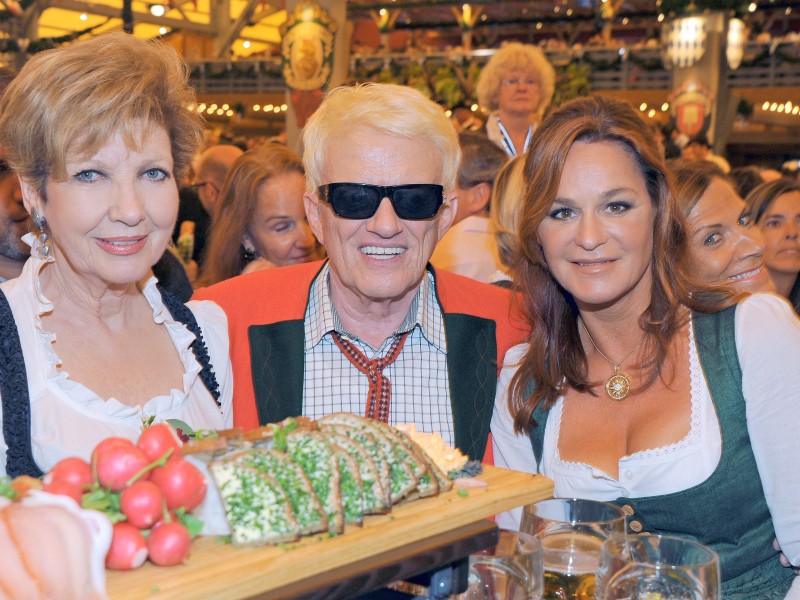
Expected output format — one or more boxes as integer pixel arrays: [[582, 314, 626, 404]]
[[317, 183, 445, 220]]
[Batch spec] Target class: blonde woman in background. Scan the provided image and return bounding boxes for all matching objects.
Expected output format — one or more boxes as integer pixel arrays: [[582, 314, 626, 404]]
[[488, 155, 526, 287], [476, 42, 556, 158]]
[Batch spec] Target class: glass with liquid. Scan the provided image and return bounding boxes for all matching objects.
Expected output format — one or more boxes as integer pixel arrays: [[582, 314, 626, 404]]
[[596, 533, 720, 600], [457, 529, 544, 600], [520, 499, 626, 600]]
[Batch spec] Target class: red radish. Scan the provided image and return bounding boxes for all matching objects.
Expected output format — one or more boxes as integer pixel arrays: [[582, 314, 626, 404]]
[[43, 457, 92, 490], [137, 424, 182, 463], [120, 481, 164, 529], [95, 444, 150, 491], [91, 437, 134, 465], [42, 480, 83, 505], [148, 521, 191, 566], [106, 522, 148, 570], [149, 459, 206, 511]]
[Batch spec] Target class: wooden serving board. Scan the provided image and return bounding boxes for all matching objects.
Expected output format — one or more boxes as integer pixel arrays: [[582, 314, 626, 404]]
[[106, 466, 552, 600]]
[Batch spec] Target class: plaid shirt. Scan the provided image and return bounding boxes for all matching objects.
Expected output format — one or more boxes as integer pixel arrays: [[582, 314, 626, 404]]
[[302, 263, 454, 446]]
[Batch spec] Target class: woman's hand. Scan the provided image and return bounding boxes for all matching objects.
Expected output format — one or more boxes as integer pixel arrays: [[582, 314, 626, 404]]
[[774, 537, 799, 571], [0, 491, 111, 599]]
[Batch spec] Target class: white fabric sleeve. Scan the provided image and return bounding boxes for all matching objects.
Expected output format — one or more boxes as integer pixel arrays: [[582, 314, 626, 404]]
[[491, 343, 539, 530], [736, 293, 800, 566], [491, 343, 539, 475], [187, 299, 234, 428]]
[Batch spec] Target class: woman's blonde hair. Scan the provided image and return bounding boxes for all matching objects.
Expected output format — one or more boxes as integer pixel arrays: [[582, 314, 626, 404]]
[[490, 155, 526, 267], [302, 83, 460, 193], [476, 42, 556, 116], [199, 144, 306, 286], [0, 31, 203, 197]]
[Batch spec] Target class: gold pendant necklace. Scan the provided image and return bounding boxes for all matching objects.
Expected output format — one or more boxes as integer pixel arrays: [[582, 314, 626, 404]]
[[579, 318, 646, 401]]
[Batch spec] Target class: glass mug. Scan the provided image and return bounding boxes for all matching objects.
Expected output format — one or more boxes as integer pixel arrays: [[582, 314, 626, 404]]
[[456, 529, 544, 600], [520, 498, 627, 600], [596, 533, 720, 600]]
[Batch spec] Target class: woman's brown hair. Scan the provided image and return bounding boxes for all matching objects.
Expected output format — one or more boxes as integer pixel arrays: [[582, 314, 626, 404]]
[[508, 95, 735, 434], [199, 144, 304, 286]]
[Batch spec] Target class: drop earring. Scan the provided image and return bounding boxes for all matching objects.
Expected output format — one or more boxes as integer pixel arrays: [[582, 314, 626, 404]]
[[32, 209, 51, 258], [242, 239, 257, 261]]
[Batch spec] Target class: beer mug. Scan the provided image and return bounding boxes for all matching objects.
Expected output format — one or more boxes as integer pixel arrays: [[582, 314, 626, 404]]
[[596, 533, 720, 600], [458, 529, 544, 600], [520, 498, 626, 600]]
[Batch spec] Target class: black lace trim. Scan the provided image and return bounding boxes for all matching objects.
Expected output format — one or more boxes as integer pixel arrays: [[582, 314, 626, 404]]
[[157, 285, 221, 407], [0, 289, 44, 478]]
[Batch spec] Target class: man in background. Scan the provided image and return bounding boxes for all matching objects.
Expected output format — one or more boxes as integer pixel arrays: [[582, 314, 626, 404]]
[[682, 133, 731, 173], [0, 157, 27, 283], [173, 144, 243, 268], [430, 131, 508, 283], [0, 67, 27, 283]]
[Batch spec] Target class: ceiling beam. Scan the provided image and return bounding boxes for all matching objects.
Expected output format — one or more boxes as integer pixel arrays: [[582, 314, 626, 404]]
[[214, 0, 258, 57], [49, 0, 212, 32]]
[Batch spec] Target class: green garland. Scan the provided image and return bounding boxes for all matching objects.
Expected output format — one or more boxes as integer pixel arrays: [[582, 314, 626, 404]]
[[659, 0, 750, 16], [0, 19, 112, 54], [351, 55, 592, 112], [775, 46, 800, 65], [628, 52, 666, 72]]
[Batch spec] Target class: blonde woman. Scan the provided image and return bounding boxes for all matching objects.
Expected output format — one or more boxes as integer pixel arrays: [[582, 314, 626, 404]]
[[488, 155, 526, 286], [0, 32, 232, 477], [476, 42, 556, 157]]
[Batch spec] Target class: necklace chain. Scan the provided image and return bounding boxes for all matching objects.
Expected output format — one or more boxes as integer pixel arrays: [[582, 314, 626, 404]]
[[579, 318, 647, 400]]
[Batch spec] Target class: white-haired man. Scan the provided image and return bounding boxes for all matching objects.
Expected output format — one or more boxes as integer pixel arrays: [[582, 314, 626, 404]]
[[195, 84, 527, 460]]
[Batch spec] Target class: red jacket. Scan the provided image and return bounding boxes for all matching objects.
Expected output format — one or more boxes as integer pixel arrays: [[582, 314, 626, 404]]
[[194, 261, 528, 459]]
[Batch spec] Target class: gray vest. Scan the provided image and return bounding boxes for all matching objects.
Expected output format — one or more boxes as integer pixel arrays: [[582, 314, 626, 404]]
[[529, 306, 793, 598]]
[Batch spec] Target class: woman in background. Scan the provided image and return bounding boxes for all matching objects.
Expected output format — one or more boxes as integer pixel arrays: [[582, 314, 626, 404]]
[[671, 159, 772, 294], [488, 155, 525, 287], [0, 32, 232, 477], [492, 95, 800, 597], [746, 178, 800, 313], [198, 144, 321, 286], [476, 42, 555, 158]]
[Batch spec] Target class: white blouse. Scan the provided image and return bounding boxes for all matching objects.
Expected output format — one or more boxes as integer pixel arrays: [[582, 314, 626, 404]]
[[0, 253, 233, 476], [491, 293, 800, 566]]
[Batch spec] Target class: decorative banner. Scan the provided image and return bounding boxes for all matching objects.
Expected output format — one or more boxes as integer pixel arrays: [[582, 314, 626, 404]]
[[668, 78, 714, 138], [280, 0, 337, 127], [664, 16, 707, 68]]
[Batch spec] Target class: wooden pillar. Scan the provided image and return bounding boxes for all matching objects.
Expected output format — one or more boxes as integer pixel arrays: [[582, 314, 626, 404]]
[[284, 0, 350, 153]]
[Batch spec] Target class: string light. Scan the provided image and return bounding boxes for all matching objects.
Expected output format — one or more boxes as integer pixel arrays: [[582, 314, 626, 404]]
[[79, 12, 88, 21]]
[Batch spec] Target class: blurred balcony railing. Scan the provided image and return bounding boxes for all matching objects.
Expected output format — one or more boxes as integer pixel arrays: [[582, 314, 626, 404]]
[[187, 41, 800, 96]]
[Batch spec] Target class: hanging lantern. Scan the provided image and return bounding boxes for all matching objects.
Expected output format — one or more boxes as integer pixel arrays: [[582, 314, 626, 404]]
[[665, 16, 707, 68], [726, 17, 746, 70]]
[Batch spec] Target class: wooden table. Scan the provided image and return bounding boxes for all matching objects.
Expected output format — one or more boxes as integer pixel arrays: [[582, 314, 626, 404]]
[[106, 467, 553, 600]]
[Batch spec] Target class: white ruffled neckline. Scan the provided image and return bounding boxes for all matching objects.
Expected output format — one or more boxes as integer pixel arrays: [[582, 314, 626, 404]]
[[551, 318, 703, 479], [26, 234, 203, 418]]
